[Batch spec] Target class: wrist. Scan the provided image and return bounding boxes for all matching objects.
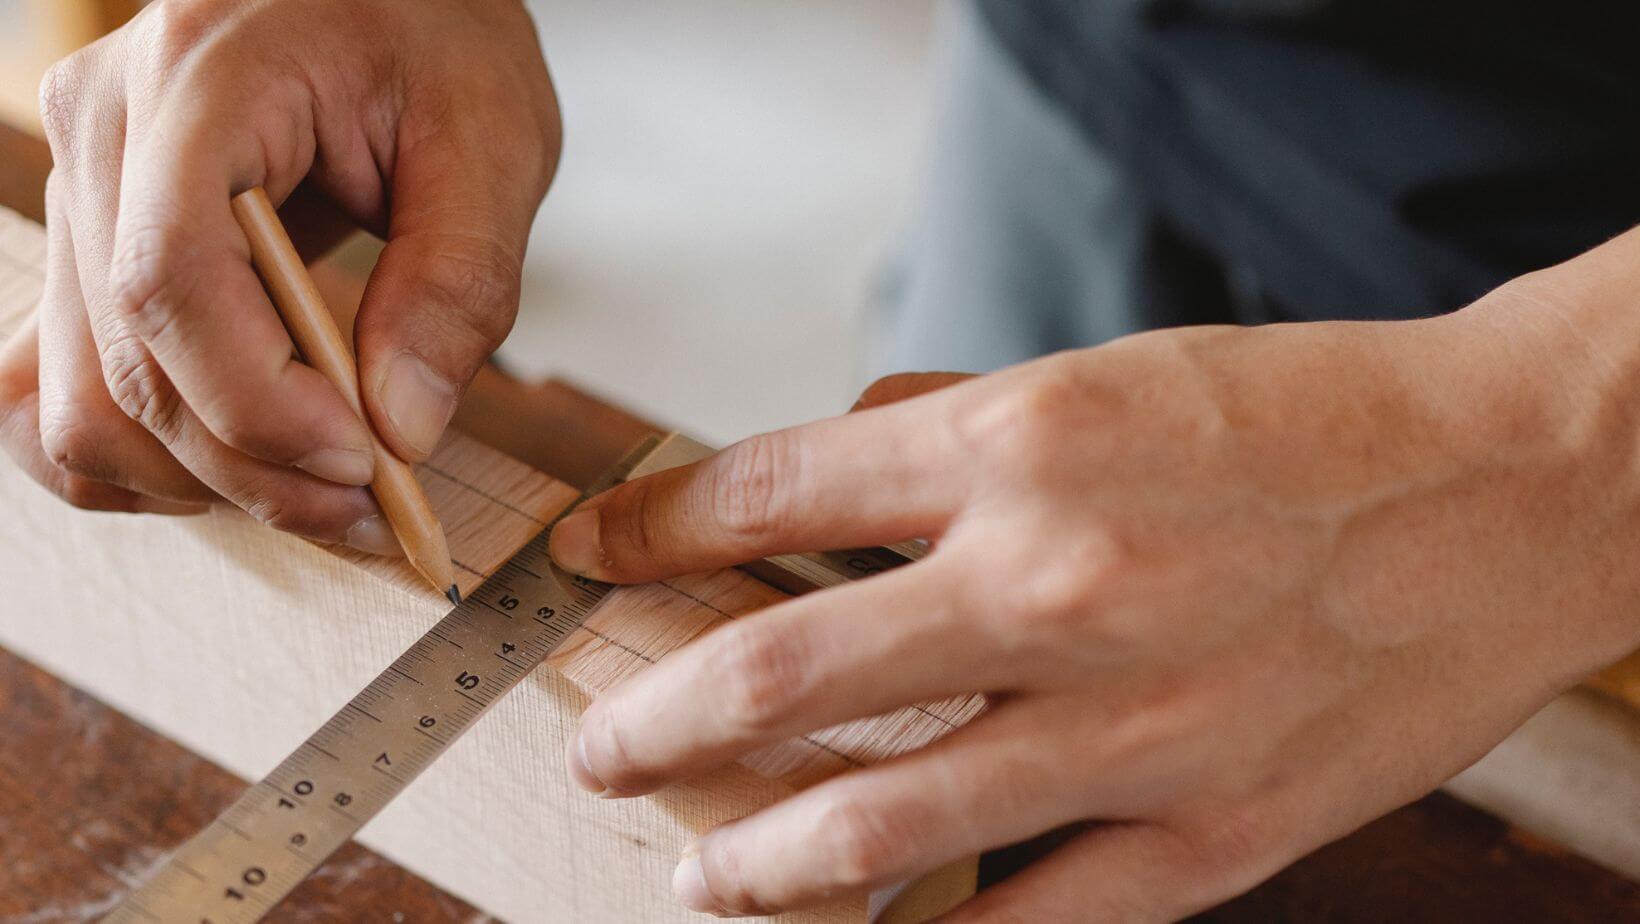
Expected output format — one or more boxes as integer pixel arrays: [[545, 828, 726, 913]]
[[1450, 227, 1640, 667]]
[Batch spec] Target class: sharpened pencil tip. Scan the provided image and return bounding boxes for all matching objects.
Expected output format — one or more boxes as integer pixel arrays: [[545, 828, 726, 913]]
[[447, 585, 462, 606]]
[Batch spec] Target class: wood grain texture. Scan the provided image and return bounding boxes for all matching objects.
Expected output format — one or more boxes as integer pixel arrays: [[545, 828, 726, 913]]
[[0, 204, 965, 920], [9, 639, 1639, 924], [0, 133, 1633, 919]]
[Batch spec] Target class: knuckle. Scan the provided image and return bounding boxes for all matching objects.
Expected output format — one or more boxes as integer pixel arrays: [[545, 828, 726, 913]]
[[1012, 531, 1122, 639], [38, 53, 91, 146], [579, 707, 644, 792], [238, 490, 285, 530], [39, 410, 111, 480], [708, 432, 798, 545], [818, 797, 915, 890], [956, 362, 1096, 475], [101, 339, 184, 439], [1180, 807, 1273, 881], [714, 626, 810, 736], [231, 484, 348, 539], [143, 0, 226, 67], [205, 396, 283, 459], [107, 224, 191, 338], [598, 479, 661, 574], [230, 479, 369, 540], [1140, 811, 1279, 916], [419, 242, 522, 350], [237, 487, 311, 536], [699, 841, 765, 916]]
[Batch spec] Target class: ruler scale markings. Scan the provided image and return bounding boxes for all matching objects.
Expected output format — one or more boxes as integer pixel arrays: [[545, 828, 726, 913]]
[[103, 434, 929, 922], [99, 440, 665, 921]]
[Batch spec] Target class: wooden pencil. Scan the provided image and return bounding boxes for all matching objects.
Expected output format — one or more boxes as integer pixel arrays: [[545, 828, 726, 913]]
[[230, 187, 459, 604]]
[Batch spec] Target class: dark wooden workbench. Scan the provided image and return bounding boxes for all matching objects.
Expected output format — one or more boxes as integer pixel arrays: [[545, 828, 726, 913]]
[[1, 119, 1636, 921]]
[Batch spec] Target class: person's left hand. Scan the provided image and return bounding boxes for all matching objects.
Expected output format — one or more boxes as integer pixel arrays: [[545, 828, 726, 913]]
[[545, 256, 1640, 919]]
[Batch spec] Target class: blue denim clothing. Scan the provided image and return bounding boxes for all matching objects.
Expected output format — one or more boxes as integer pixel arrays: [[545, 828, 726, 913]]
[[873, 1, 1640, 375]]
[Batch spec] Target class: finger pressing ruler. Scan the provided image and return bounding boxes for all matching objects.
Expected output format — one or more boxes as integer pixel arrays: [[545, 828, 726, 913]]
[[105, 433, 922, 923]]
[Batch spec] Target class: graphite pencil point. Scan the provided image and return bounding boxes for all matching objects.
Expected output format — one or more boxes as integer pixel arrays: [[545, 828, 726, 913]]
[[446, 585, 462, 607]]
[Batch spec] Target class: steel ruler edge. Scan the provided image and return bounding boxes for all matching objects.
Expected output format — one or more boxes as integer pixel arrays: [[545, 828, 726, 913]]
[[103, 434, 920, 922]]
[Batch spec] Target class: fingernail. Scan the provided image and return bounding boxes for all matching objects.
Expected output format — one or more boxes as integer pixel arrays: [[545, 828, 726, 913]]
[[297, 448, 375, 486], [380, 351, 457, 459], [344, 515, 404, 557], [567, 735, 608, 796], [673, 852, 722, 915], [549, 509, 603, 577]]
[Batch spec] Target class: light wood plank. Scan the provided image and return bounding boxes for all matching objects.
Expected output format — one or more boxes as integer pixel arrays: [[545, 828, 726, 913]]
[[0, 205, 977, 921], [2, 202, 1636, 914]]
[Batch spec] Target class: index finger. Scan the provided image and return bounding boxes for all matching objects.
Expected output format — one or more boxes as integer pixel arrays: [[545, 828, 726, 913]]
[[99, 103, 375, 485], [548, 395, 969, 583]]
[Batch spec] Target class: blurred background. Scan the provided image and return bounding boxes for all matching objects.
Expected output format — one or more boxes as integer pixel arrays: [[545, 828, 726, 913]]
[[0, 0, 940, 443]]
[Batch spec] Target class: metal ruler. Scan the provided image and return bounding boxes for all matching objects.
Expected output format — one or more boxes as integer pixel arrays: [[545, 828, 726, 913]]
[[104, 434, 920, 923]]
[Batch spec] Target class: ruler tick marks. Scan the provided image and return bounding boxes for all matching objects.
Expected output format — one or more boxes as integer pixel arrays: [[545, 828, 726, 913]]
[[410, 724, 446, 744], [428, 628, 464, 648], [370, 764, 407, 784], [102, 435, 935, 923]]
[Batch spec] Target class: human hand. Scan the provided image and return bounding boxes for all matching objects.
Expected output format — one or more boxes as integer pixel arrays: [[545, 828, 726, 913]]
[[546, 241, 1640, 918], [0, 0, 558, 552]]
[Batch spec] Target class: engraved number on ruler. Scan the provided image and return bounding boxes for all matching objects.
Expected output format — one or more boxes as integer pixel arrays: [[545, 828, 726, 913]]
[[103, 438, 660, 923]]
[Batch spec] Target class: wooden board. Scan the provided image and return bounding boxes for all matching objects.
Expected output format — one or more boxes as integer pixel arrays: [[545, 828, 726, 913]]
[[0, 195, 1636, 920], [11, 642, 1640, 924], [0, 204, 988, 921]]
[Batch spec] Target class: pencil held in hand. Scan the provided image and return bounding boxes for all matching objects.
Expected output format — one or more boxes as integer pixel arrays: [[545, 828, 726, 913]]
[[230, 187, 460, 604]]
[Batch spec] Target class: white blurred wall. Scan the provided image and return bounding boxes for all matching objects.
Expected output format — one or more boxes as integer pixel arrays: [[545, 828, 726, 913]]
[[508, 0, 939, 443]]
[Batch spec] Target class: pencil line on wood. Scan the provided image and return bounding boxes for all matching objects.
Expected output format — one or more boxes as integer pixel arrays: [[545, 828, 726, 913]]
[[658, 581, 736, 619], [420, 464, 551, 525], [581, 625, 656, 663]]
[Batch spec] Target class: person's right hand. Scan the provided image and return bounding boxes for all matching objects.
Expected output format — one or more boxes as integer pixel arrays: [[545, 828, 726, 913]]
[[0, 0, 560, 554]]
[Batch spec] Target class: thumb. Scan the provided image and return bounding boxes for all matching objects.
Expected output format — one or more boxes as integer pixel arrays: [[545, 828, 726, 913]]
[[355, 131, 553, 462]]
